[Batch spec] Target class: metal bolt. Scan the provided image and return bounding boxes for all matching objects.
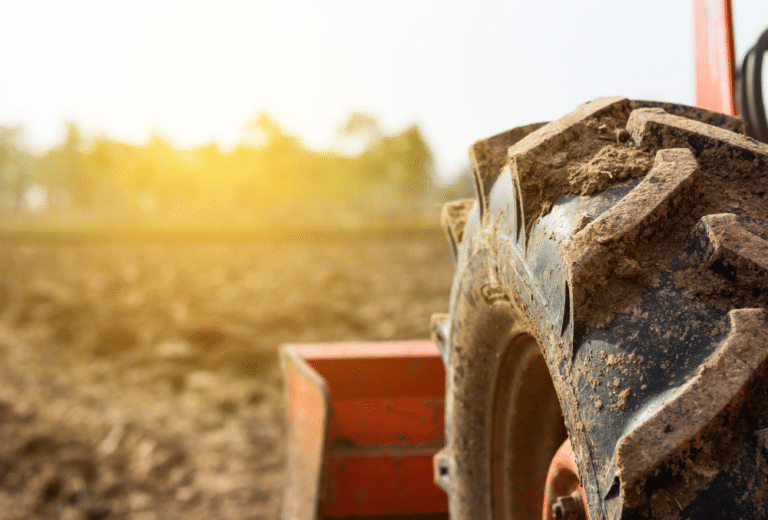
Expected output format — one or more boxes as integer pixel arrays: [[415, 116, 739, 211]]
[[551, 491, 585, 520]]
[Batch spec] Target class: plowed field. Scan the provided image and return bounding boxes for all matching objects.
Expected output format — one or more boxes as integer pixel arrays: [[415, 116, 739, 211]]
[[0, 229, 453, 520]]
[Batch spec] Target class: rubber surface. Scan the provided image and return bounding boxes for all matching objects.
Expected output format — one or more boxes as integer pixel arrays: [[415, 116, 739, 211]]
[[435, 97, 768, 520]]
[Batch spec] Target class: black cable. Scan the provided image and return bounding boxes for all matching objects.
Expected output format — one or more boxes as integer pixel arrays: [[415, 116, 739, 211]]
[[737, 27, 768, 143]]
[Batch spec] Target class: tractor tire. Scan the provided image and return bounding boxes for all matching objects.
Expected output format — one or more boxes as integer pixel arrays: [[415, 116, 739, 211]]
[[431, 97, 768, 520]]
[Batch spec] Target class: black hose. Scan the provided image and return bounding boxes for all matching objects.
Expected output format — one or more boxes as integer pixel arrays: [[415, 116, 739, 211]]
[[737, 27, 768, 143]]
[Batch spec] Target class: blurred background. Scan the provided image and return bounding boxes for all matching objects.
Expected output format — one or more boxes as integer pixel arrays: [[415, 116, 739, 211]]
[[1, 0, 765, 229], [0, 1, 765, 519]]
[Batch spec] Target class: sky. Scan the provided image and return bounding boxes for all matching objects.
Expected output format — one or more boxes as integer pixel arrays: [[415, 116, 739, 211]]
[[1, 0, 767, 182]]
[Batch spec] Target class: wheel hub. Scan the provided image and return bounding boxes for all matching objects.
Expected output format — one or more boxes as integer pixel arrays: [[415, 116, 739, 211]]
[[542, 439, 588, 520]]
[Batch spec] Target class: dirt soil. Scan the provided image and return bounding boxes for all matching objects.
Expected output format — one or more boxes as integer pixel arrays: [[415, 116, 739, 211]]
[[0, 231, 454, 520]]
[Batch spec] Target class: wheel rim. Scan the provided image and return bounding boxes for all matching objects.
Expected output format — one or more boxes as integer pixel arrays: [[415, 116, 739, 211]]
[[491, 334, 568, 520], [542, 439, 588, 520]]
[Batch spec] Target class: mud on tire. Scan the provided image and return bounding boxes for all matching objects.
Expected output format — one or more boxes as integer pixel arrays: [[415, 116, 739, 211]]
[[432, 97, 768, 520]]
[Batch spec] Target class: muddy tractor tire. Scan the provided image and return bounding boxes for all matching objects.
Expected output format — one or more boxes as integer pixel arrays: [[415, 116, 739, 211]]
[[431, 97, 768, 520]]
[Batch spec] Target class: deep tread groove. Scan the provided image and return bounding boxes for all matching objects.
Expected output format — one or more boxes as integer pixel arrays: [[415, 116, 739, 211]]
[[514, 179, 523, 243], [565, 148, 702, 331], [615, 309, 768, 517], [629, 100, 745, 134], [441, 199, 475, 260], [469, 122, 548, 221], [627, 107, 768, 173], [560, 282, 571, 337], [688, 213, 768, 281]]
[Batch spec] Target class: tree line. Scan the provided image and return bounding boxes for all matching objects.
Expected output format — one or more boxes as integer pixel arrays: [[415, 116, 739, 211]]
[[0, 113, 437, 226]]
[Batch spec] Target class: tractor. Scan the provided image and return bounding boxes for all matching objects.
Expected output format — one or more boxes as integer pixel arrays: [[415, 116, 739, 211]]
[[282, 1, 768, 518]]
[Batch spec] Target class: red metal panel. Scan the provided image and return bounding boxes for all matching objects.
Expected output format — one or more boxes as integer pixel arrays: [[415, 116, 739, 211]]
[[694, 0, 736, 115], [280, 341, 448, 519], [281, 347, 331, 520], [307, 356, 444, 400], [328, 397, 444, 446], [321, 455, 448, 517], [288, 340, 440, 360]]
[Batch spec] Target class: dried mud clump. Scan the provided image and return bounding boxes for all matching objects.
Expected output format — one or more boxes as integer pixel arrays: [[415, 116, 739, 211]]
[[510, 98, 654, 235], [566, 140, 650, 196]]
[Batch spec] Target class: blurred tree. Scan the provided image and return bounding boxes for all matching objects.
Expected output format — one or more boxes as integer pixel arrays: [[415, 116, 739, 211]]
[[11, 111, 439, 225], [0, 126, 33, 211], [64, 122, 83, 201], [246, 113, 306, 205], [352, 123, 435, 205], [249, 113, 300, 148], [339, 112, 381, 140], [396, 125, 434, 200], [80, 135, 136, 215]]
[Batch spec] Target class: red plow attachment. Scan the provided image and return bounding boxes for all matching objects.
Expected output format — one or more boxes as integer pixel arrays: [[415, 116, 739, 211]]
[[280, 341, 448, 520]]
